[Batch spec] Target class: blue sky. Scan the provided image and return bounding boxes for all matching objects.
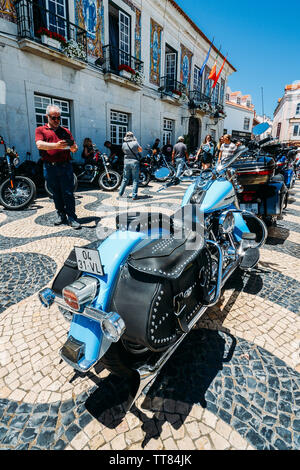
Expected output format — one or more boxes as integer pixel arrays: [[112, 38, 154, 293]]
[[175, 0, 300, 118]]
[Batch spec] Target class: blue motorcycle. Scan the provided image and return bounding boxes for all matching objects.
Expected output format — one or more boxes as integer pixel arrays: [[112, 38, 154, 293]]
[[39, 145, 267, 409]]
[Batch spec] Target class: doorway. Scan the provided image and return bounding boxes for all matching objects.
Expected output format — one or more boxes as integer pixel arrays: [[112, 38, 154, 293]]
[[188, 117, 200, 152]]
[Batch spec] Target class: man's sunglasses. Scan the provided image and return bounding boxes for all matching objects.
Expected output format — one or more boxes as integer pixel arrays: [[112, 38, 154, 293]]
[[49, 115, 61, 121]]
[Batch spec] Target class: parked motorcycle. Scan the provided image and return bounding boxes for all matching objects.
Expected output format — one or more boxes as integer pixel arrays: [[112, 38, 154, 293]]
[[0, 136, 36, 210], [73, 146, 122, 192], [17, 155, 78, 197], [144, 147, 176, 182], [231, 123, 289, 226], [39, 144, 267, 410]]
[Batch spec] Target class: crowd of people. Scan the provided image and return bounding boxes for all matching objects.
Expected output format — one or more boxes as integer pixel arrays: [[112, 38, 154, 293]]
[[35, 104, 240, 230]]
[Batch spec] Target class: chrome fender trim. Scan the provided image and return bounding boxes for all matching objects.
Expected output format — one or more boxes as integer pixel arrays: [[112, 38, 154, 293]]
[[234, 209, 268, 249]]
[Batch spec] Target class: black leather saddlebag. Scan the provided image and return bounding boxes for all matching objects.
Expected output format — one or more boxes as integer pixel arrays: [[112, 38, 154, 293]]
[[109, 234, 212, 352]]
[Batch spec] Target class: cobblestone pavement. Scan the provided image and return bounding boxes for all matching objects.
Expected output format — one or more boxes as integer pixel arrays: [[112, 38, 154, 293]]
[[0, 179, 299, 451]]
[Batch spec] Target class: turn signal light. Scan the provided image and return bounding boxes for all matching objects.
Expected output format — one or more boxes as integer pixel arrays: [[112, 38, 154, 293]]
[[62, 276, 99, 312], [63, 289, 80, 311]]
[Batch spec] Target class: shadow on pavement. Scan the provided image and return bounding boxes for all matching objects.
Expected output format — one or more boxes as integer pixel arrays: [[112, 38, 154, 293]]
[[85, 329, 237, 448]]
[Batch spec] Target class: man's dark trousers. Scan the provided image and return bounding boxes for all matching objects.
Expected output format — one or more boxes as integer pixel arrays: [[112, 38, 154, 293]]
[[43, 161, 77, 221]]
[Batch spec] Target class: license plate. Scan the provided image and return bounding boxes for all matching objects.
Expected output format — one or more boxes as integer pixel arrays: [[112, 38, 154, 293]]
[[240, 203, 258, 214], [74, 247, 104, 276]]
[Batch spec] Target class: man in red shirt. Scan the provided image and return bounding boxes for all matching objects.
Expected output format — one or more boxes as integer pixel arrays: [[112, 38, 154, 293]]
[[35, 105, 81, 229]]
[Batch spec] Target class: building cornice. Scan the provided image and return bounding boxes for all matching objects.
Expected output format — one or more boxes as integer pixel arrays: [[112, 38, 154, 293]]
[[225, 101, 254, 113]]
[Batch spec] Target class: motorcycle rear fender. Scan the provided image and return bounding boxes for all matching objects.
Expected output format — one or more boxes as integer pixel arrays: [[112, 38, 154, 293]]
[[259, 181, 286, 216], [63, 230, 148, 372], [232, 211, 251, 242]]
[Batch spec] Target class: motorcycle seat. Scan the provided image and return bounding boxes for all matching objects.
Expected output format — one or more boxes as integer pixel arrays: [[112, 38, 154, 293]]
[[128, 205, 205, 281]]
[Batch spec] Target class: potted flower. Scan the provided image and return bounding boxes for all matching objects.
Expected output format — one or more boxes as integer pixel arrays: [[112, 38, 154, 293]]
[[63, 39, 86, 61], [172, 89, 182, 98], [37, 27, 66, 50], [118, 64, 136, 79]]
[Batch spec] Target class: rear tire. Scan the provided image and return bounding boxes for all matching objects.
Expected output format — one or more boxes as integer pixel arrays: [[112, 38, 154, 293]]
[[98, 170, 121, 191], [0, 176, 36, 210], [139, 169, 150, 187]]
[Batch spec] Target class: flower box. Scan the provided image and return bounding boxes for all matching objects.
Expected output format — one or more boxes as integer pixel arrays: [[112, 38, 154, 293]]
[[40, 34, 61, 50], [172, 89, 182, 97], [118, 64, 136, 80], [37, 27, 66, 50], [119, 69, 134, 79]]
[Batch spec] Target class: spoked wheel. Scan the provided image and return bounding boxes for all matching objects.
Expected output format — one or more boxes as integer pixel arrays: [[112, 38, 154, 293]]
[[139, 169, 150, 187], [98, 170, 121, 191], [45, 173, 78, 198], [0, 176, 36, 210]]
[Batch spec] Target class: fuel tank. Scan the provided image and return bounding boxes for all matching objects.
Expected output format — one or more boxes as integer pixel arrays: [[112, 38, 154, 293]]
[[184, 179, 236, 213]]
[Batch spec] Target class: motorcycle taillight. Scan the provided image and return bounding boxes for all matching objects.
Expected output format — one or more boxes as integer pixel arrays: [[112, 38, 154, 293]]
[[62, 277, 98, 312], [242, 191, 256, 203], [63, 288, 80, 311]]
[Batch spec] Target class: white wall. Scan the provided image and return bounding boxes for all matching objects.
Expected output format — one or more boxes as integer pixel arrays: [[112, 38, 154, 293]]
[[0, 0, 234, 161], [224, 103, 254, 135]]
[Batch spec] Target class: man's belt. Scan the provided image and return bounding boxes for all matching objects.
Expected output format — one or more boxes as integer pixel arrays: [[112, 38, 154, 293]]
[[45, 161, 70, 166]]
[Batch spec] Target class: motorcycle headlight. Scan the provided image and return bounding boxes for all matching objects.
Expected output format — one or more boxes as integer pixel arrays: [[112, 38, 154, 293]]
[[62, 277, 98, 312], [101, 312, 125, 343], [219, 212, 235, 234], [13, 157, 20, 167]]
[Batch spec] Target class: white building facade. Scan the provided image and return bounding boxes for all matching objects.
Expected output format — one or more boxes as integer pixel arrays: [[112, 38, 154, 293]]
[[272, 82, 300, 147], [223, 88, 255, 141], [0, 0, 235, 161]]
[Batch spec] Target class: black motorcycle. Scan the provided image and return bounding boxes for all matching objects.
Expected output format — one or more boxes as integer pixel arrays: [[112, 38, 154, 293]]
[[0, 136, 36, 210], [231, 124, 288, 226], [17, 155, 78, 198], [73, 146, 122, 191]]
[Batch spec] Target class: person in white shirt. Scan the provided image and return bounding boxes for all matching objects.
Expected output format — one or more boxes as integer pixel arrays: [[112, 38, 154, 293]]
[[218, 134, 237, 166]]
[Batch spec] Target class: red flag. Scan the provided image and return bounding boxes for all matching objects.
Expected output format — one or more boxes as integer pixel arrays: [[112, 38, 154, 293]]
[[208, 62, 217, 81], [212, 55, 227, 88]]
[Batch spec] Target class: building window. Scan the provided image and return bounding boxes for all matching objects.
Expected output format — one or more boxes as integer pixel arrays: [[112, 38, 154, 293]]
[[276, 123, 281, 138], [110, 110, 129, 145], [293, 125, 300, 136], [237, 97, 241, 105], [46, 0, 67, 37], [225, 93, 230, 101], [34, 94, 71, 128], [220, 78, 225, 104], [204, 65, 211, 97], [244, 117, 250, 131], [163, 118, 174, 145], [296, 103, 300, 115], [193, 66, 202, 92], [211, 82, 219, 105], [246, 100, 251, 107]]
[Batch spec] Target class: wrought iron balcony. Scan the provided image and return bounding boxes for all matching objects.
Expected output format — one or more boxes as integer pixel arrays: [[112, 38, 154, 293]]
[[101, 45, 144, 77], [14, 0, 87, 63], [189, 90, 211, 106], [159, 76, 187, 97]]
